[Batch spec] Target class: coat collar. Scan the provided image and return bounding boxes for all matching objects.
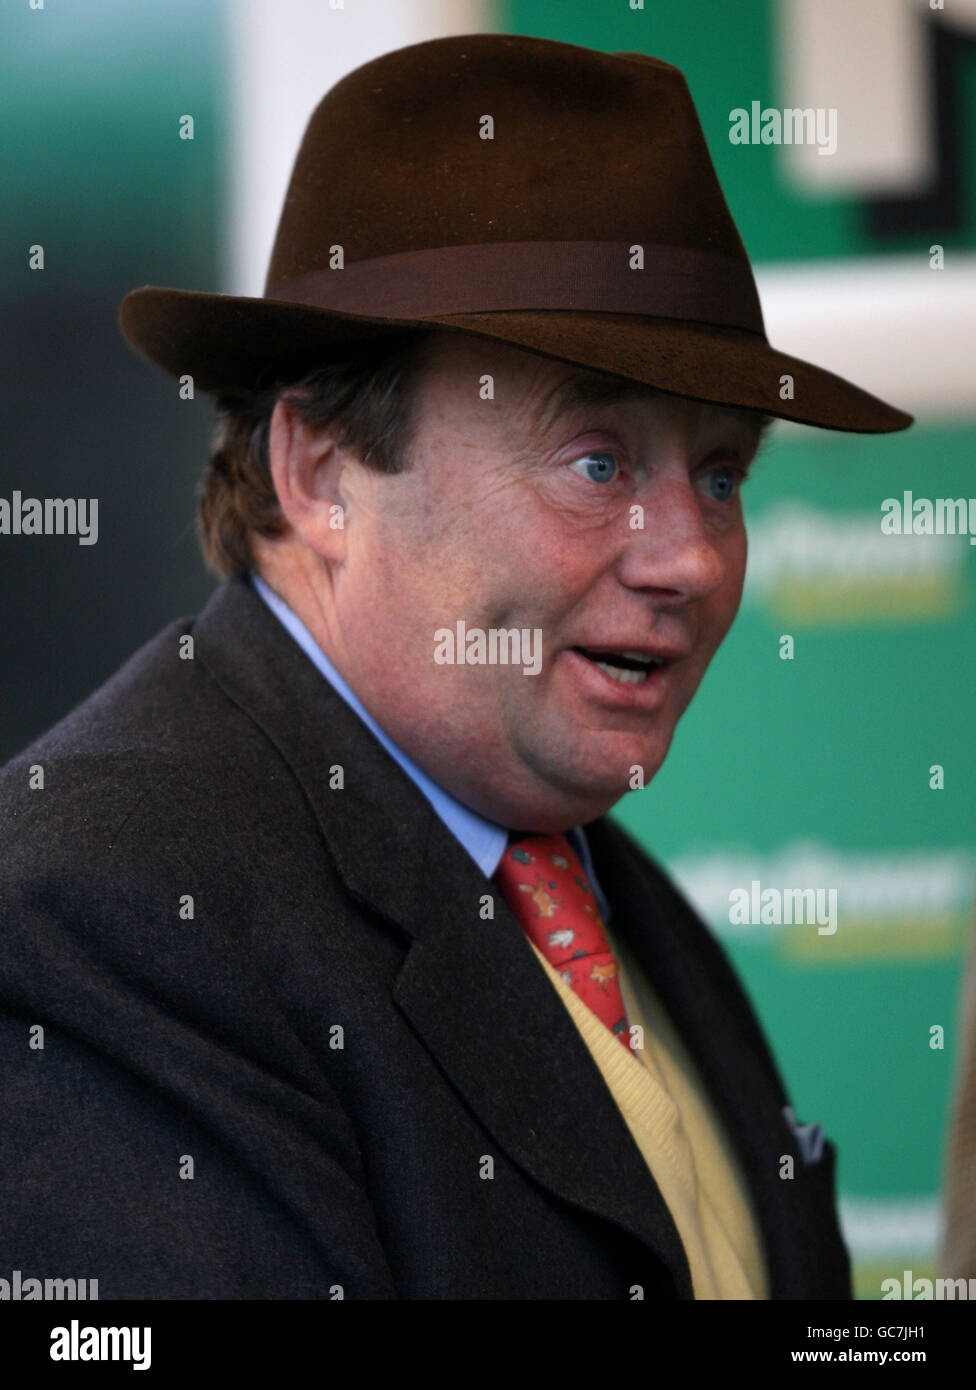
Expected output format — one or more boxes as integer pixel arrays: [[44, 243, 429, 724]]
[[194, 576, 846, 1299]]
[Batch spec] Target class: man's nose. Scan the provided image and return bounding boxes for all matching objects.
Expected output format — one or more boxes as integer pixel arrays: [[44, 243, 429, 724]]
[[614, 475, 733, 601]]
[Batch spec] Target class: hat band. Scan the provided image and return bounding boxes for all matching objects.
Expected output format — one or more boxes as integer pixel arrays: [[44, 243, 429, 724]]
[[267, 241, 765, 334]]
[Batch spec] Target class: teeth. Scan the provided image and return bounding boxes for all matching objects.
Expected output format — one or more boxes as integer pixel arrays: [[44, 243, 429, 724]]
[[577, 647, 666, 684], [596, 662, 648, 684]]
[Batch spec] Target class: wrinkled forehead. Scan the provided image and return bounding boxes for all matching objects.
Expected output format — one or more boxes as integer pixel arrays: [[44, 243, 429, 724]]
[[523, 368, 771, 445], [415, 331, 772, 446]]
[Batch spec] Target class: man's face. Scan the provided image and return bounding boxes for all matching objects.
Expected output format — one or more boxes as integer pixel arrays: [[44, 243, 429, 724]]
[[324, 335, 764, 830]]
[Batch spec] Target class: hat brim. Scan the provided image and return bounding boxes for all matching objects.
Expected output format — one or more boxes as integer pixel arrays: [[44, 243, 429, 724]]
[[119, 286, 913, 433]]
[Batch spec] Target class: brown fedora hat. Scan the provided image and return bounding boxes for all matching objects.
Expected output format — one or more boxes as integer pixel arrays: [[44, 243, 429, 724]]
[[119, 32, 912, 433]]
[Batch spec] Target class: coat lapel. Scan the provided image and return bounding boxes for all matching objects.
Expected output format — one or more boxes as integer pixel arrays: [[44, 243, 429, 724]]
[[193, 577, 694, 1295], [583, 817, 850, 1298], [392, 808, 696, 1297]]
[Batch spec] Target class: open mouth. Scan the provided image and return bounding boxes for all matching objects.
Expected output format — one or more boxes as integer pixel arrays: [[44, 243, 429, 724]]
[[572, 647, 666, 686]]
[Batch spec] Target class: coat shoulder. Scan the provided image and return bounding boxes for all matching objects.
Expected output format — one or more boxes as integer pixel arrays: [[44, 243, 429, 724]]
[[0, 606, 293, 861]]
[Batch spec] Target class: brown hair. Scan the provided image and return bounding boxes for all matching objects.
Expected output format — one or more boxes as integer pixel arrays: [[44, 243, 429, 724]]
[[197, 330, 436, 579]]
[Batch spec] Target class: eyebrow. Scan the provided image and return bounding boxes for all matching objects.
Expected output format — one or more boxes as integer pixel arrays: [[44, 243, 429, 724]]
[[529, 369, 776, 449], [529, 371, 653, 436]]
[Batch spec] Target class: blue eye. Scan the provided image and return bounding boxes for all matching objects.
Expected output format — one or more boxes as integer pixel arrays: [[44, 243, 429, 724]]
[[704, 466, 744, 502], [568, 451, 618, 484]]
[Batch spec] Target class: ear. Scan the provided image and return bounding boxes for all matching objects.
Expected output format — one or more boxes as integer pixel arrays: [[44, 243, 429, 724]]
[[268, 397, 351, 562]]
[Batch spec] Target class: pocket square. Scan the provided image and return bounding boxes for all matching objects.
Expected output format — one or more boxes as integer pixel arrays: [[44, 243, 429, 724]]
[[782, 1105, 825, 1164]]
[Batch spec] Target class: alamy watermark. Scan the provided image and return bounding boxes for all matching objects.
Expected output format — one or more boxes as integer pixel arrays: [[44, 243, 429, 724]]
[[729, 880, 837, 935], [881, 492, 976, 544], [434, 621, 542, 676], [882, 1270, 976, 1299], [0, 490, 98, 545], [729, 102, 837, 156], [1, 1268, 98, 1299], [50, 1320, 151, 1371]]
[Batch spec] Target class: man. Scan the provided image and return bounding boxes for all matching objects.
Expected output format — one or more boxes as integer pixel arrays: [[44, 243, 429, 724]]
[[0, 34, 911, 1300]]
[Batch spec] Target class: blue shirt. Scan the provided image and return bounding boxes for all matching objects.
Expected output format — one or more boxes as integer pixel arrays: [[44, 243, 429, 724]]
[[250, 571, 610, 920]]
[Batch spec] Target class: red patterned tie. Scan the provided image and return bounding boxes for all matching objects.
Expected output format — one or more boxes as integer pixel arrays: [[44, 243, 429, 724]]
[[495, 832, 632, 1052]]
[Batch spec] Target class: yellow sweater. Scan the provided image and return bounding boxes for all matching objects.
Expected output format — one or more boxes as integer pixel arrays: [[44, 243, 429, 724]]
[[526, 925, 768, 1299]]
